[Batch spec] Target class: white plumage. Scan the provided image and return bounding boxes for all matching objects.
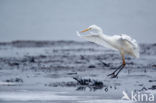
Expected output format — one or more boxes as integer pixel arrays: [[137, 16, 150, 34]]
[[77, 31, 117, 50], [77, 25, 140, 78], [77, 25, 139, 58]]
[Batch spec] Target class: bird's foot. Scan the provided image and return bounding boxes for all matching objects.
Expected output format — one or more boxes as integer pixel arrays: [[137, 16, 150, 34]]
[[110, 74, 118, 78], [107, 72, 115, 77], [107, 73, 118, 78]]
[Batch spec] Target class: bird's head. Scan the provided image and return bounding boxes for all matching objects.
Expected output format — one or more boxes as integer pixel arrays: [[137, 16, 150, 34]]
[[80, 25, 103, 34]]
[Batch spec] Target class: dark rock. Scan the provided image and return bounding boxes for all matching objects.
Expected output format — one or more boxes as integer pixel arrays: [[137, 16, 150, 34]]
[[149, 85, 156, 90], [15, 78, 23, 82], [29, 57, 35, 63], [88, 65, 96, 68], [67, 72, 77, 75], [127, 62, 134, 65], [138, 84, 143, 86], [8, 62, 19, 66], [93, 80, 103, 87], [152, 43, 156, 47], [80, 55, 85, 60], [39, 55, 47, 58], [149, 80, 156, 82], [5, 78, 23, 83], [152, 65, 156, 68]]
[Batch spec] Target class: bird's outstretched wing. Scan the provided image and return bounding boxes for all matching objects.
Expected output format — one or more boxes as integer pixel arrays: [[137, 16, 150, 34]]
[[120, 34, 140, 58], [76, 31, 117, 50]]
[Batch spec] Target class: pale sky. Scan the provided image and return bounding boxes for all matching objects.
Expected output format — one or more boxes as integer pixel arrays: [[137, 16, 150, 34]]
[[0, 0, 156, 43]]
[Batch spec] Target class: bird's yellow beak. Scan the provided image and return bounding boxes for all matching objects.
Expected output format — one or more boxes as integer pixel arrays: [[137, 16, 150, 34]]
[[80, 28, 91, 33]]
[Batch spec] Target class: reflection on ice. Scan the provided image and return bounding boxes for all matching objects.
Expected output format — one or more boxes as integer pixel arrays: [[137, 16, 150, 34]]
[[0, 91, 78, 101], [80, 99, 133, 103]]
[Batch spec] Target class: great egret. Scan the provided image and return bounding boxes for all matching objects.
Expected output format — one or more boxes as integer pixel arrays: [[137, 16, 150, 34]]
[[77, 25, 139, 78]]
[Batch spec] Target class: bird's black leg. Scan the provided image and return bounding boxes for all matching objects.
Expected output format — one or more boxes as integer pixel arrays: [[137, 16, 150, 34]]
[[107, 52, 126, 78], [107, 64, 123, 77], [114, 64, 126, 77], [109, 64, 126, 78]]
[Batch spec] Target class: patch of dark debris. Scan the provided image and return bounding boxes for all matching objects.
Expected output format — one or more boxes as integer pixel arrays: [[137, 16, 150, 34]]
[[149, 80, 156, 82], [152, 64, 156, 68], [5, 78, 23, 83], [73, 77, 104, 87], [140, 43, 156, 55], [136, 85, 156, 92], [45, 77, 106, 91], [8, 62, 20, 66], [98, 59, 110, 67], [148, 85, 156, 90], [88, 65, 96, 68], [45, 81, 78, 87]]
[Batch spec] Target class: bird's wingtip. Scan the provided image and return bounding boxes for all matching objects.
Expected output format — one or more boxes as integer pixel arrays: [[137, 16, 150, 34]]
[[76, 31, 81, 37]]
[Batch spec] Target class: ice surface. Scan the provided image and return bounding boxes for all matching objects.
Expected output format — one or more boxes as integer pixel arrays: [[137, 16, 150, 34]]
[[0, 41, 156, 103]]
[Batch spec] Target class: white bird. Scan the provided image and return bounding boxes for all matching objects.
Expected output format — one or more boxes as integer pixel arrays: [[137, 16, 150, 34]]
[[77, 25, 139, 78]]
